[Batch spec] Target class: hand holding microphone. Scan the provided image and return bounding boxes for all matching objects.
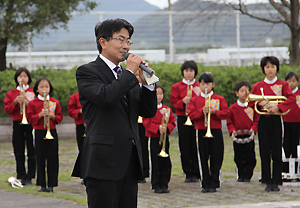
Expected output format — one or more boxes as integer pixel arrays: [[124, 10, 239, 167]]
[[123, 52, 154, 75]]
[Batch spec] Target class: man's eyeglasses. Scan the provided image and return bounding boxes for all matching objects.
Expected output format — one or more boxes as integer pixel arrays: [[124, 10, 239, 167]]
[[107, 37, 133, 46]]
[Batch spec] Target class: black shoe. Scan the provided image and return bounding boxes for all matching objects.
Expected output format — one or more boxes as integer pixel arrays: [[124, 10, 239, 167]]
[[38, 187, 49, 192], [272, 184, 280, 192], [47, 187, 53, 192], [25, 179, 32, 185], [81, 179, 85, 185], [244, 178, 250, 182], [162, 188, 170, 193], [191, 176, 199, 182], [184, 177, 192, 183], [154, 188, 163, 194], [201, 188, 209, 193], [237, 178, 244, 182], [208, 188, 216, 193], [265, 184, 273, 192], [138, 179, 146, 183]]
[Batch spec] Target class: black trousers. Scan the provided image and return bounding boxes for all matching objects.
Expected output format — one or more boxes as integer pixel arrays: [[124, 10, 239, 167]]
[[283, 122, 300, 173], [35, 129, 59, 187], [198, 129, 224, 189], [258, 116, 282, 185], [76, 124, 85, 151], [150, 137, 172, 189], [177, 116, 200, 179], [233, 140, 256, 180], [85, 144, 138, 208], [12, 121, 35, 181], [139, 123, 149, 178]]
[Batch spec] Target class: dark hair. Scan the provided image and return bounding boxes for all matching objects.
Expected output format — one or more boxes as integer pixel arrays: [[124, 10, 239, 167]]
[[180, 60, 198, 77], [95, 18, 134, 53], [33, 77, 54, 97], [156, 84, 165, 103], [14, 67, 32, 87], [260, 56, 280, 74], [235, 81, 251, 92], [285, 71, 299, 82], [199, 73, 214, 83]]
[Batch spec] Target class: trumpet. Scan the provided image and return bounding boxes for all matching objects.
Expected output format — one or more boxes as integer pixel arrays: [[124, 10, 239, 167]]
[[246, 87, 290, 115], [204, 92, 213, 138], [19, 79, 29, 125], [184, 85, 193, 126], [43, 91, 54, 140], [158, 108, 170, 158]]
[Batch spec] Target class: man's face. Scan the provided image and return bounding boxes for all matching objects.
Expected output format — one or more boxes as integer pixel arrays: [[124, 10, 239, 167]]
[[100, 28, 131, 65]]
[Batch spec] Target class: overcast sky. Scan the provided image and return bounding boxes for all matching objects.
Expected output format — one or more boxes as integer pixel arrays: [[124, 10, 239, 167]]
[[144, 0, 271, 9]]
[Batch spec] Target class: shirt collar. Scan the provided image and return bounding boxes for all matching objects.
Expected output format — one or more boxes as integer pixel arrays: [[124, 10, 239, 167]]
[[16, 85, 29, 91], [237, 99, 247, 107], [157, 103, 162, 108], [38, 94, 49, 101], [292, 87, 298, 94], [264, 76, 277, 84], [99, 54, 121, 79], [182, 78, 195, 85], [200, 91, 213, 98]]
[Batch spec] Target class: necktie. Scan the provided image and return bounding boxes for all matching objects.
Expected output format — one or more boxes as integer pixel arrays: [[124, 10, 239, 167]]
[[113, 66, 123, 78], [113, 66, 129, 106]]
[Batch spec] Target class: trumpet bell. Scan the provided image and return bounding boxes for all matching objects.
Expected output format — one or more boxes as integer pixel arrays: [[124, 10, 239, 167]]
[[204, 129, 213, 138], [184, 116, 193, 126], [158, 150, 169, 157], [44, 130, 54, 140], [20, 114, 29, 125]]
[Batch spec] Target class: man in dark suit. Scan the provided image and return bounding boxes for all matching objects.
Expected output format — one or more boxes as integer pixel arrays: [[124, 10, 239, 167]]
[[71, 18, 157, 208]]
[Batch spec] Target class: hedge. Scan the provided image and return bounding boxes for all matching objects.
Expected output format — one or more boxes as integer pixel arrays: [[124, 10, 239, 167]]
[[1, 63, 300, 117]]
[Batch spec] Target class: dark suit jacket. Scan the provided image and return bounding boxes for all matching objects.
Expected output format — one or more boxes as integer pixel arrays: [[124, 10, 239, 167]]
[[72, 56, 157, 181]]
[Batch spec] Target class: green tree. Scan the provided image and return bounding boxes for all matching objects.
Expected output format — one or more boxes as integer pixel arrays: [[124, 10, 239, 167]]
[[0, 0, 97, 71]]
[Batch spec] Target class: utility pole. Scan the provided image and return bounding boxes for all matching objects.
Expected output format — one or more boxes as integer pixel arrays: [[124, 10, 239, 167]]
[[168, 0, 174, 62]]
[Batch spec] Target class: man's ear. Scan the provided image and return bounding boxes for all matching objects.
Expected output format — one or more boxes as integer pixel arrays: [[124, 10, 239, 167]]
[[99, 38, 107, 50]]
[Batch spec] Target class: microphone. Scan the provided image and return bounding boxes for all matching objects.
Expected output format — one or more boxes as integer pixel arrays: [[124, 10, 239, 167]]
[[123, 52, 154, 76]]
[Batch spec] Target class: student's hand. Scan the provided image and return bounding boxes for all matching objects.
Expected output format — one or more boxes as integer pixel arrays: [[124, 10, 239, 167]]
[[48, 111, 56, 120], [183, 96, 191, 104], [79, 109, 82, 114], [39, 109, 47, 118], [268, 104, 279, 114], [159, 124, 166, 134], [210, 108, 216, 115], [203, 106, 209, 115], [231, 130, 237, 137], [249, 129, 255, 135], [14, 95, 23, 106], [258, 99, 268, 107], [24, 99, 29, 106]]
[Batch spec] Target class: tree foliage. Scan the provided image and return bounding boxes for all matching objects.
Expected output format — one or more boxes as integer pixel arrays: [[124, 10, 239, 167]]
[[0, 0, 97, 71]]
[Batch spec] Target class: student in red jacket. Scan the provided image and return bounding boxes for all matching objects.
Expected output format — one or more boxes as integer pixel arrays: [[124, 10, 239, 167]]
[[170, 60, 201, 183], [68, 92, 85, 151], [4, 67, 36, 185], [227, 81, 258, 182], [189, 73, 228, 193], [252, 56, 295, 192], [27, 77, 63, 193], [143, 85, 176, 194], [282, 72, 300, 173]]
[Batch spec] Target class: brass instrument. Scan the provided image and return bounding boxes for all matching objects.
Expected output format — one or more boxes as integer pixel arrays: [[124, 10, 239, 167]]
[[184, 85, 193, 126], [43, 91, 54, 140], [19, 79, 29, 125], [204, 93, 213, 138], [246, 87, 290, 115], [158, 108, 170, 158], [204, 88, 208, 127]]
